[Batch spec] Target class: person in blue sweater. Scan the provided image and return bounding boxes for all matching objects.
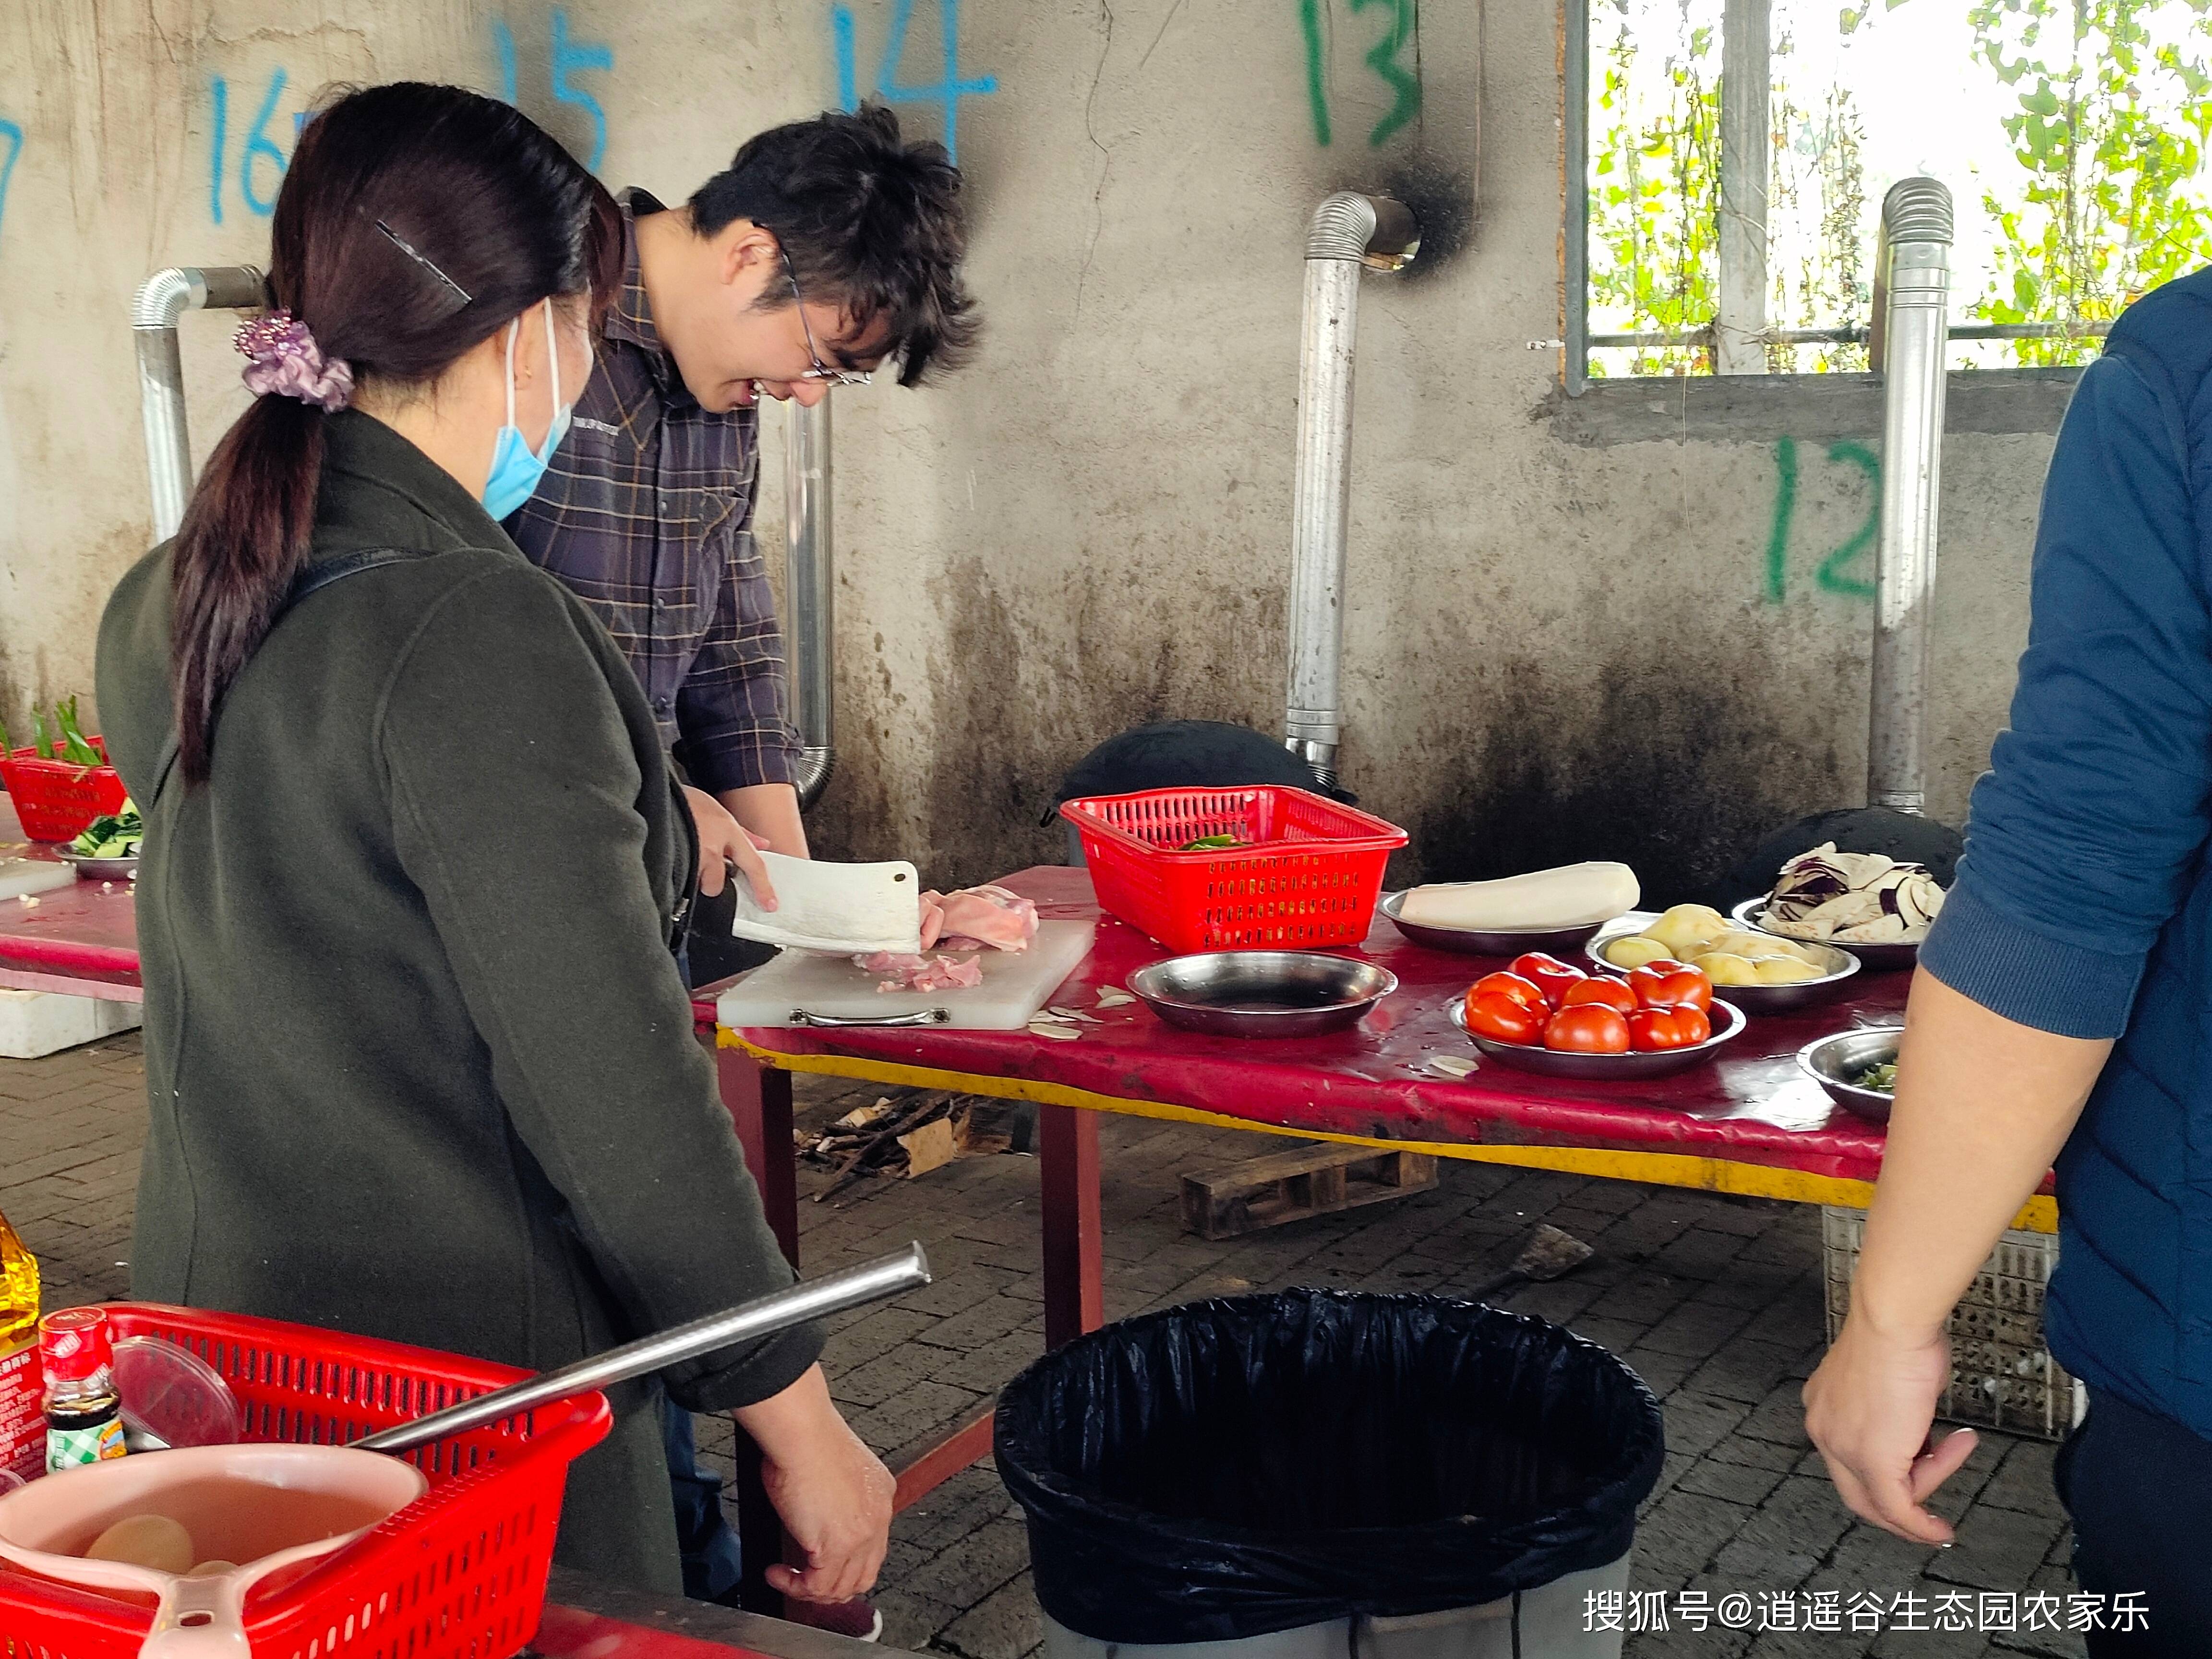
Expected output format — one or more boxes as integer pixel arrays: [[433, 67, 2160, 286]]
[[1805, 272, 2212, 1656]]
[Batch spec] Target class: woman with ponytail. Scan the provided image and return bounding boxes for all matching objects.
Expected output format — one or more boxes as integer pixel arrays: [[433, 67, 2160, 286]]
[[95, 84, 891, 1602]]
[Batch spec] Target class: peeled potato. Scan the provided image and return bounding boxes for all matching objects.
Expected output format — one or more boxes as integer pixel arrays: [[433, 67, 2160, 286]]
[[1751, 955, 1823, 984], [1603, 934, 1675, 970], [1647, 905, 1730, 957], [1697, 952, 1760, 986], [85, 1514, 195, 1575]]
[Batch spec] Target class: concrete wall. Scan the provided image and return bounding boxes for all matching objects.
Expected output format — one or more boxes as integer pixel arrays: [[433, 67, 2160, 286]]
[[0, 1, 2059, 899]]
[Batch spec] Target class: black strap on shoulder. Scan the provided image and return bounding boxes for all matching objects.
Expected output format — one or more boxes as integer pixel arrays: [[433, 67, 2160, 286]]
[[284, 545, 439, 610], [147, 547, 440, 806]]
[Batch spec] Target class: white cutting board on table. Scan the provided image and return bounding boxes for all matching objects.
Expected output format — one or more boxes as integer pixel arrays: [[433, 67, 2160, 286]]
[[717, 920, 1096, 1031], [0, 859, 77, 900]]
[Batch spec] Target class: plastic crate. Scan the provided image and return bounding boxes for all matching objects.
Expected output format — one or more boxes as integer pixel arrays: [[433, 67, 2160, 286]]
[[1823, 1207, 2083, 1442], [0, 1303, 611, 1659], [1060, 786, 1407, 954], [0, 743, 127, 843]]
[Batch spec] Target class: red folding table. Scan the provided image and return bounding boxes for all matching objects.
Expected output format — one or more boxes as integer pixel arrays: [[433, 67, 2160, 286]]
[[1, 805, 2049, 1604], [701, 864, 2057, 1515]]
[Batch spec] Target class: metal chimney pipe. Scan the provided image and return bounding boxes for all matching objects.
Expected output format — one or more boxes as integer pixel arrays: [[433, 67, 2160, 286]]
[[1284, 193, 1419, 792], [784, 397, 834, 810], [132, 265, 268, 539], [1866, 178, 1953, 817]]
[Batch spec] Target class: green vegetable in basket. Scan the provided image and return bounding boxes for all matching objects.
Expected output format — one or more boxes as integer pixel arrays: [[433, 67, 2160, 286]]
[[1180, 834, 1245, 851], [53, 697, 101, 767], [71, 800, 143, 860], [0, 713, 11, 758], [30, 708, 51, 761]]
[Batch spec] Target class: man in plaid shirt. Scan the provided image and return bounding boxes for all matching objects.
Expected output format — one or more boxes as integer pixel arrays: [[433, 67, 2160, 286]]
[[505, 106, 975, 1629], [508, 105, 975, 982]]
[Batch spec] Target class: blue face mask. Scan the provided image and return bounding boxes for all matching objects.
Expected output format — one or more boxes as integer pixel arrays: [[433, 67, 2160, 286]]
[[482, 301, 573, 520]]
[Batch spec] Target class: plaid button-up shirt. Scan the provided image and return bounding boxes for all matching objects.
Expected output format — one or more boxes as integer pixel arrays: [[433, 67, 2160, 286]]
[[506, 191, 799, 794]]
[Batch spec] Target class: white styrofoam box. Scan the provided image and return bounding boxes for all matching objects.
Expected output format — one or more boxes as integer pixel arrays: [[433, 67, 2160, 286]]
[[0, 989, 141, 1059]]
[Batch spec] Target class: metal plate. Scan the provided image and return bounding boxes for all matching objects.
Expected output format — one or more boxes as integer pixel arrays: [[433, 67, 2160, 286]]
[[55, 852, 137, 880], [1730, 897, 1920, 973], [1127, 951, 1398, 1039], [1584, 917, 1860, 1015], [1447, 996, 1747, 1080], [1797, 1025, 1904, 1124], [1378, 890, 1609, 958]]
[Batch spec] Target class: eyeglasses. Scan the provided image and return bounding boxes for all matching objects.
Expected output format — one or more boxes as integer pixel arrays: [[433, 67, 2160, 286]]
[[783, 252, 874, 387]]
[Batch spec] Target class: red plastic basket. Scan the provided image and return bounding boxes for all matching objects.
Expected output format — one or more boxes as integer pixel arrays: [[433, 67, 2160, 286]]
[[0, 1304, 611, 1659], [0, 742, 128, 842], [1061, 786, 1408, 953]]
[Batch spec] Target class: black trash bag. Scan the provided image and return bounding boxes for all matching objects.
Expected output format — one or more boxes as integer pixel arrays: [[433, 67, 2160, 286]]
[[995, 1287, 1665, 1645]]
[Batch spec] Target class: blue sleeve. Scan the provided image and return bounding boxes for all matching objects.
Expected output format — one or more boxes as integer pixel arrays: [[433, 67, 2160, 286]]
[[1922, 348, 2212, 1038]]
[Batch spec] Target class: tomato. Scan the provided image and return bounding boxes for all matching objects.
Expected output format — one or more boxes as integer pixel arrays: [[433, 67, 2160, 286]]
[[1628, 1005, 1713, 1051], [1630, 963, 1713, 1012], [1542, 1004, 1632, 1054], [1508, 952, 1589, 1008], [1463, 992, 1546, 1046], [1561, 976, 1638, 1016], [1468, 972, 1548, 1016]]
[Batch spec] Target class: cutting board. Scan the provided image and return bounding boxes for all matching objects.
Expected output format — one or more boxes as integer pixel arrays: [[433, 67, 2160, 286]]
[[0, 859, 78, 901], [716, 920, 1097, 1031]]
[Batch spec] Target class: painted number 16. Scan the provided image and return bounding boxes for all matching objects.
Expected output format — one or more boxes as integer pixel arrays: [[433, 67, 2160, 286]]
[[209, 68, 298, 225]]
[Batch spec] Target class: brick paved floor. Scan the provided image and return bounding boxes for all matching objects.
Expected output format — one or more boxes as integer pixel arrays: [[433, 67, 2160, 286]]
[[0, 1033, 2086, 1659]]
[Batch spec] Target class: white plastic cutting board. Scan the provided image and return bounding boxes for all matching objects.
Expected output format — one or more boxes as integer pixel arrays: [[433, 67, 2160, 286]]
[[716, 920, 1097, 1031], [0, 859, 77, 901]]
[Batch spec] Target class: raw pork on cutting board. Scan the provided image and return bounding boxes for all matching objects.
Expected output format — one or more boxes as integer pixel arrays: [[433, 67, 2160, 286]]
[[857, 884, 1041, 992]]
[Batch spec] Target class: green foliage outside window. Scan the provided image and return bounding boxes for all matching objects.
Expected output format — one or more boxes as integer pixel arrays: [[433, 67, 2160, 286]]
[[1587, 0, 2212, 373], [1966, 0, 2212, 364]]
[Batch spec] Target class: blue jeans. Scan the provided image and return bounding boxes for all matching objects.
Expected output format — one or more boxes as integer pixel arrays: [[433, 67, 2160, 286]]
[[667, 881, 771, 1605], [661, 1395, 744, 1605]]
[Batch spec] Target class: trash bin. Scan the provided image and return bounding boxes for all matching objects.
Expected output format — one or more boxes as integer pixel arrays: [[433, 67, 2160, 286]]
[[996, 1288, 1664, 1659]]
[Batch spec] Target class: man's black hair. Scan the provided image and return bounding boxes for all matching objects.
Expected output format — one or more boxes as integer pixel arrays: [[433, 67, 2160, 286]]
[[689, 104, 976, 387]]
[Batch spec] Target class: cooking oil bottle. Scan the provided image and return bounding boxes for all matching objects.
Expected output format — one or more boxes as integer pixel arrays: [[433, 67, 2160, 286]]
[[0, 1206, 42, 1483]]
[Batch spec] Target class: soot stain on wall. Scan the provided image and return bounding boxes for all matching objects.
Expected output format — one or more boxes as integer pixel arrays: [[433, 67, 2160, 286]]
[[925, 557, 1063, 887], [1372, 153, 1476, 279], [1408, 653, 1850, 905]]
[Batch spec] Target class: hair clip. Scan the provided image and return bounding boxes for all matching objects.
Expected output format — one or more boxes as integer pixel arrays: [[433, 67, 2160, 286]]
[[374, 219, 473, 306]]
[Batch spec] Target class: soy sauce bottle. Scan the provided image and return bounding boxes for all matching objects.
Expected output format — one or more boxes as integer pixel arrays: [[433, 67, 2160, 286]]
[[41, 1307, 125, 1471]]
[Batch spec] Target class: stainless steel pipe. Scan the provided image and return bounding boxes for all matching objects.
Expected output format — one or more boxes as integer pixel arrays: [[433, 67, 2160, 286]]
[[784, 397, 835, 810], [1867, 178, 1953, 817], [132, 265, 268, 539], [1284, 193, 1419, 793], [352, 1242, 930, 1453]]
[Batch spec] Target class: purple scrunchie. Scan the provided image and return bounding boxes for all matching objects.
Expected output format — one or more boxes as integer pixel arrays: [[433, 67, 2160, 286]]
[[235, 311, 354, 413]]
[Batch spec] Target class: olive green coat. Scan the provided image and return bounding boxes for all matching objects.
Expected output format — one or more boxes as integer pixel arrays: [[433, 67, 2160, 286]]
[[96, 411, 819, 1593]]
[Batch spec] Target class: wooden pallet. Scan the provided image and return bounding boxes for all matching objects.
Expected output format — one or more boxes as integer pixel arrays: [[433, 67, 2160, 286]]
[[1179, 1141, 1439, 1240]]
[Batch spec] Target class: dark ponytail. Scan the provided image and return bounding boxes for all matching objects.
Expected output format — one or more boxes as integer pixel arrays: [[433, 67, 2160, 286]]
[[169, 82, 622, 785]]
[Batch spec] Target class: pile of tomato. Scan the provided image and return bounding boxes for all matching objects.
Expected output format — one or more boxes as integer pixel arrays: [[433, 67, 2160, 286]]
[[1462, 952, 1715, 1054]]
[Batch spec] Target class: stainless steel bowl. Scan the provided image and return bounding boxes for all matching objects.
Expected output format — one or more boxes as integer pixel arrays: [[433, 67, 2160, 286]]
[[1379, 890, 1611, 958], [1731, 897, 1921, 973], [1797, 1025, 1903, 1123], [1448, 996, 1746, 1080], [1126, 951, 1399, 1038], [1585, 917, 1860, 1015], [57, 852, 137, 881]]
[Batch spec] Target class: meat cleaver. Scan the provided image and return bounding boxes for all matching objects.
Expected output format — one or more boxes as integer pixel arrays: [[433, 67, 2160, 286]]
[[726, 851, 926, 955]]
